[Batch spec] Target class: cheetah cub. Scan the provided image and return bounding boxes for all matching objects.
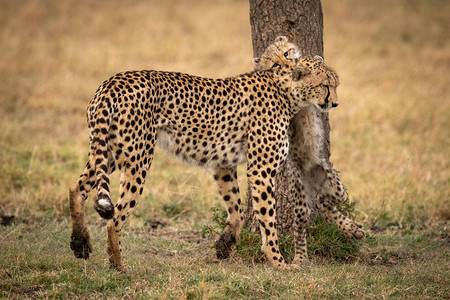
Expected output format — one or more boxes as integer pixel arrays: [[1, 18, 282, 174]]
[[253, 36, 365, 265], [253, 36, 301, 71]]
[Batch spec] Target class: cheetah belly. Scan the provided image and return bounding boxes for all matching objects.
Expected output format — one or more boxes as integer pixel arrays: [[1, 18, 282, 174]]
[[156, 127, 248, 169], [292, 105, 324, 170]]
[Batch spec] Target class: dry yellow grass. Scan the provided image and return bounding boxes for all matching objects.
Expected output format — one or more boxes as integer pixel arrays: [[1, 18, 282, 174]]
[[323, 1, 449, 222]]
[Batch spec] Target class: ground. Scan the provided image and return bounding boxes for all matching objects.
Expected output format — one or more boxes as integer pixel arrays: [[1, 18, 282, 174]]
[[0, 0, 449, 298]]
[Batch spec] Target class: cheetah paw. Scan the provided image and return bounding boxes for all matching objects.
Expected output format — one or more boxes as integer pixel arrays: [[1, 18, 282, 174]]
[[70, 232, 92, 259], [343, 221, 365, 240], [292, 256, 310, 266], [271, 261, 300, 271], [110, 262, 128, 273]]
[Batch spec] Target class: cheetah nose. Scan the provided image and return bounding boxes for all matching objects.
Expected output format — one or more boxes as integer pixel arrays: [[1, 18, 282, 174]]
[[332, 102, 339, 108]]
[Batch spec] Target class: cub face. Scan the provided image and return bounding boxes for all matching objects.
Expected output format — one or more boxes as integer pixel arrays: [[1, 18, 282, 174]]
[[290, 57, 340, 112], [253, 36, 301, 71], [254, 36, 340, 112]]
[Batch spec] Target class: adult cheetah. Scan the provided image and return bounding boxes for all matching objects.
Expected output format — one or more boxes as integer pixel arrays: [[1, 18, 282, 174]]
[[69, 56, 339, 271]]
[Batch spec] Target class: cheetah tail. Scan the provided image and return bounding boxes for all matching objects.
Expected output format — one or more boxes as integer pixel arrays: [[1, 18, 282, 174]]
[[90, 98, 115, 220]]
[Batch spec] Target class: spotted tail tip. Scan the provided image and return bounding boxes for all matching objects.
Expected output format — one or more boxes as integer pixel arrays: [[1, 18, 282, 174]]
[[94, 196, 114, 219]]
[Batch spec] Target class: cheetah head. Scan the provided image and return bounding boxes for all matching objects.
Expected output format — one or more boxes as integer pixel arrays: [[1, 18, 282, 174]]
[[289, 56, 340, 112], [253, 36, 301, 71]]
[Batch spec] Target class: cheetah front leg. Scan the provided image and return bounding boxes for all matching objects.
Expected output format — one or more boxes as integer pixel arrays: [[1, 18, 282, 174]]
[[247, 174, 297, 270], [318, 169, 365, 239], [213, 167, 244, 259], [246, 133, 297, 270]]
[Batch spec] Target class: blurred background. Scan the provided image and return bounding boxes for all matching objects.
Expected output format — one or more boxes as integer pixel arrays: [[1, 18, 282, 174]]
[[0, 0, 448, 227]]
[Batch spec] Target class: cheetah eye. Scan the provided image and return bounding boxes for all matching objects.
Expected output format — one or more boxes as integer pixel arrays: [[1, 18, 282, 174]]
[[283, 51, 288, 58], [272, 63, 280, 68]]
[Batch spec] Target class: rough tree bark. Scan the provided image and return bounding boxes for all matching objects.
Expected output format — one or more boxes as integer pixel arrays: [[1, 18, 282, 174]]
[[247, 0, 332, 233]]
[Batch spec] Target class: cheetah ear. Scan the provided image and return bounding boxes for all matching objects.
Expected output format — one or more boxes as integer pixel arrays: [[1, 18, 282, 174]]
[[292, 66, 310, 81], [294, 50, 302, 59], [275, 36, 288, 43], [253, 57, 262, 70], [313, 55, 324, 63]]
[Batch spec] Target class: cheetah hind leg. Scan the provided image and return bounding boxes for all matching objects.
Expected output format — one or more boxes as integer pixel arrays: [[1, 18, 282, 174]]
[[69, 162, 96, 260], [213, 167, 244, 259], [106, 148, 153, 272], [292, 181, 310, 265], [319, 169, 365, 239], [321, 201, 365, 239]]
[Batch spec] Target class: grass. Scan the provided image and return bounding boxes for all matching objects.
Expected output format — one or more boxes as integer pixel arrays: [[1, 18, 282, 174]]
[[1, 220, 448, 298], [0, 0, 449, 298]]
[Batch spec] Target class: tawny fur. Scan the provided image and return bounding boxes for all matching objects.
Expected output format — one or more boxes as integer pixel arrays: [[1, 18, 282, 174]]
[[69, 55, 339, 271]]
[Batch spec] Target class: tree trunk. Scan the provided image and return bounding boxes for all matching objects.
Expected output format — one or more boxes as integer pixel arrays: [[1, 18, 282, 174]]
[[247, 0, 331, 233]]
